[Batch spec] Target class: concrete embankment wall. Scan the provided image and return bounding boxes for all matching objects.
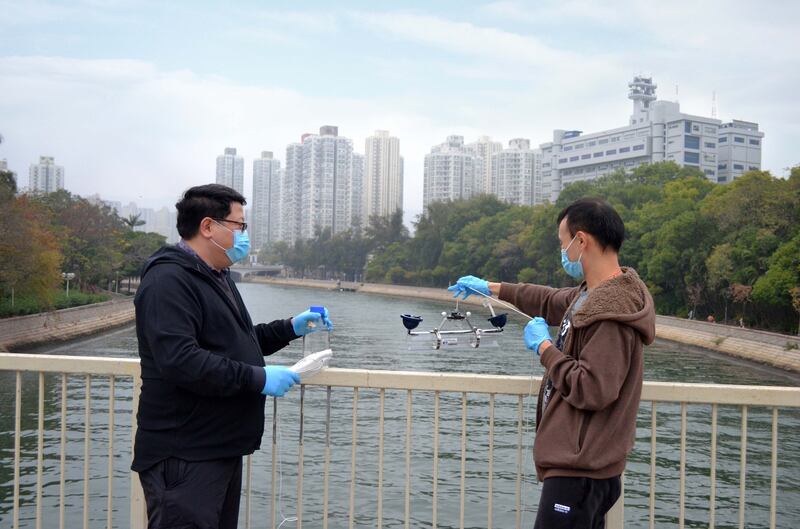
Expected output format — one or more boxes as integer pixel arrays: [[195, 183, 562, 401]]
[[0, 297, 135, 350], [250, 277, 800, 373]]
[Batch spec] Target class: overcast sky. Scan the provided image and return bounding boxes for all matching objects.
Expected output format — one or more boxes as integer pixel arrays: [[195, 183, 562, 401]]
[[1, 0, 798, 225]]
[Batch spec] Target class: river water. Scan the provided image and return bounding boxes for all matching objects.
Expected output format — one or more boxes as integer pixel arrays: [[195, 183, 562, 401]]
[[1, 282, 799, 528]]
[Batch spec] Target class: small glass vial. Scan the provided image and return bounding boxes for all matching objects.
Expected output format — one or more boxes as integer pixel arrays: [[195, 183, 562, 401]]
[[302, 305, 331, 357]]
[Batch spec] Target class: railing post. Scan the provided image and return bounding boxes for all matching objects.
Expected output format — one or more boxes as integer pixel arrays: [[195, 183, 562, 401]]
[[130, 369, 146, 529], [605, 474, 625, 529]]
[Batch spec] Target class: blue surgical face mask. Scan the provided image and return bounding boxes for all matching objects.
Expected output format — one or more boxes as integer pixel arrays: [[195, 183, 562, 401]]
[[560, 235, 584, 281], [211, 221, 250, 264]]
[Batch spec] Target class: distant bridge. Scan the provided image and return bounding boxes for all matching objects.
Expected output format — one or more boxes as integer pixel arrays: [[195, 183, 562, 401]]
[[228, 264, 283, 282]]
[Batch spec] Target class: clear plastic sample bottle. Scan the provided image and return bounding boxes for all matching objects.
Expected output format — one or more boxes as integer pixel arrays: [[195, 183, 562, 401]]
[[302, 305, 331, 357]]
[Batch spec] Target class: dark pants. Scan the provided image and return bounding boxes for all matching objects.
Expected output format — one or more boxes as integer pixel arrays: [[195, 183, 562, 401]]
[[138, 456, 243, 529], [534, 475, 621, 529]]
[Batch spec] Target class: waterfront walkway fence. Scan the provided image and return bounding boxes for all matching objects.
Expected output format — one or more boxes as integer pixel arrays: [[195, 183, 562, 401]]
[[1, 353, 798, 529]]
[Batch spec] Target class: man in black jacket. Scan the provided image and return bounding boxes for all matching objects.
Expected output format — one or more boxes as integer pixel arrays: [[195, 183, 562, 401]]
[[132, 184, 331, 529]]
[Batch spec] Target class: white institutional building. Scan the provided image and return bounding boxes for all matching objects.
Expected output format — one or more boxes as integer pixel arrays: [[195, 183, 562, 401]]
[[251, 151, 281, 250], [29, 156, 64, 194], [363, 130, 403, 224], [538, 76, 764, 202], [215, 147, 244, 195]]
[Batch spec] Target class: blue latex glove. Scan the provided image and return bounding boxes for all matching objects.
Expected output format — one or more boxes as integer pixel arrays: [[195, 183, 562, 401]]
[[262, 366, 300, 397], [524, 317, 553, 356], [447, 275, 491, 300], [292, 307, 334, 336]]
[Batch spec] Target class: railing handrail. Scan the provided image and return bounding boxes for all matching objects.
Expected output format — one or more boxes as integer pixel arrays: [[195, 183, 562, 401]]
[[2, 353, 798, 407]]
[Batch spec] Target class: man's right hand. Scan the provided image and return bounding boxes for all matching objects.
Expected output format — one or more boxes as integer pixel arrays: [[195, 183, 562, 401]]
[[447, 275, 491, 300], [262, 366, 300, 397]]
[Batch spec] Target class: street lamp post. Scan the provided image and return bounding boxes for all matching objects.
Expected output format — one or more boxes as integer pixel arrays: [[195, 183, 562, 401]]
[[62, 272, 75, 298]]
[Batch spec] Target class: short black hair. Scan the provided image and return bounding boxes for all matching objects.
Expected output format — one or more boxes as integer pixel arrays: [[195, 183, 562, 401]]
[[557, 197, 625, 252], [175, 184, 246, 239]]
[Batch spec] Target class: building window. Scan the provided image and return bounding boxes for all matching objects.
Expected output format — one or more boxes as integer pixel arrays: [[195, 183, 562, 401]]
[[718, 176, 727, 183], [704, 142, 716, 149], [734, 137, 745, 143], [668, 123, 679, 129], [685, 135, 700, 149], [749, 166, 759, 170], [606, 149, 617, 155], [574, 143, 584, 149], [734, 164, 744, 170], [749, 139, 760, 146], [570, 156, 579, 162], [558, 158, 567, 163], [587, 141, 596, 147], [719, 137, 727, 143], [619, 146, 631, 153], [599, 138, 609, 144], [593, 152, 603, 158], [684, 152, 700, 164], [704, 169, 715, 176], [704, 126, 716, 134], [718, 163, 727, 169], [563, 146, 573, 151], [685, 121, 692, 133], [581, 154, 591, 160], [633, 144, 645, 151], [611, 136, 620, 142]]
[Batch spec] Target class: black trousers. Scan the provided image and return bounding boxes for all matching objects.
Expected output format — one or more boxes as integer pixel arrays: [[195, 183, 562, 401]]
[[138, 456, 243, 529], [533, 475, 621, 529]]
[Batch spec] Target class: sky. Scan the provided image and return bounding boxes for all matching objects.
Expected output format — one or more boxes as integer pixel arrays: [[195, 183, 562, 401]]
[[1, 0, 798, 226]]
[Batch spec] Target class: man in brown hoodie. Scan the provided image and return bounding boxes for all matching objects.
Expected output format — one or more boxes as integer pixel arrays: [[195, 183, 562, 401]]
[[449, 197, 655, 528]]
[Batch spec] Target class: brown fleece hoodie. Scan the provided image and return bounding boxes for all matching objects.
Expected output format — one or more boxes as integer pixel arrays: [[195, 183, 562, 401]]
[[500, 267, 655, 481]]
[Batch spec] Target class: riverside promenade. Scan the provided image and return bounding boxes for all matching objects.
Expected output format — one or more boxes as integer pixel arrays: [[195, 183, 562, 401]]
[[250, 277, 800, 373]]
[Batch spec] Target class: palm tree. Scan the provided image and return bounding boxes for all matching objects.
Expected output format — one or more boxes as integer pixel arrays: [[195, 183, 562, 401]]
[[122, 213, 145, 230]]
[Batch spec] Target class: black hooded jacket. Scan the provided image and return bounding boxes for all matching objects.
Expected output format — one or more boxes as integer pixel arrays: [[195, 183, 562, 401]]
[[131, 245, 297, 472]]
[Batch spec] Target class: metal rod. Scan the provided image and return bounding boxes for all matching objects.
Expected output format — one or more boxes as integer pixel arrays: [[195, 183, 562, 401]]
[[649, 401, 657, 529], [349, 387, 359, 529], [297, 385, 305, 529], [488, 393, 495, 529], [60, 374, 67, 529], [467, 288, 533, 321], [14, 371, 21, 529], [378, 388, 385, 529], [84, 374, 91, 529], [515, 395, 523, 529], [107, 376, 115, 529], [679, 402, 686, 529], [739, 406, 748, 529], [770, 407, 777, 529], [404, 390, 412, 529], [710, 403, 718, 529], [323, 387, 331, 529], [271, 398, 277, 529], [433, 391, 440, 529], [460, 392, 467, 529], [37, 372, 44, 529], [244, 454, 252, 529]]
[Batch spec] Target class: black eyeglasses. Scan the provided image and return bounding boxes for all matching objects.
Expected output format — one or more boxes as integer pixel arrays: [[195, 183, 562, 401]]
[[212, 218, 248, 231]]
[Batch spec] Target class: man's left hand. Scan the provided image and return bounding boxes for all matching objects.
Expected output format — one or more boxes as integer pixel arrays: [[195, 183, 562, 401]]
[[524, 317, 552, 355]]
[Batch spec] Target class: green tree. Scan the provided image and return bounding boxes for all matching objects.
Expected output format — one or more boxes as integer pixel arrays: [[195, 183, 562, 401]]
[[122, 213, 146, 230]]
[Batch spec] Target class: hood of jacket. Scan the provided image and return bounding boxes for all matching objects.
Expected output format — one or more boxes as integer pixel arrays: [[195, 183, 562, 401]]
[[571, 267, 656, 344]]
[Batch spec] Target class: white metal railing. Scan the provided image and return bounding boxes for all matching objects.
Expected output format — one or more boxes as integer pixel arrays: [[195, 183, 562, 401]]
[[1, 353, 799, 529]]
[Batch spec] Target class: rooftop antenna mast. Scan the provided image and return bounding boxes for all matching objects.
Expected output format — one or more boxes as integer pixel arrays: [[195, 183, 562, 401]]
[[675, 84, 679, 104], [712, 90, 717, 118]]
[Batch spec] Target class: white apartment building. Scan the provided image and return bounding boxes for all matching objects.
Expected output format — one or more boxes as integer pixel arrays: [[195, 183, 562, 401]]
[[717, 120, 764, 182], [491, 138, 540, 206], [252, 151, 281, 250], [349, 153, 364, 231], [363, 130, 403, 224], [538, 77, 763, 202], [467, 136, 502, 194], [215, 147, 244, 195], [280, 126, 354, 241], [28, 156, 64, 193], [423, 135, 479, 208]]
